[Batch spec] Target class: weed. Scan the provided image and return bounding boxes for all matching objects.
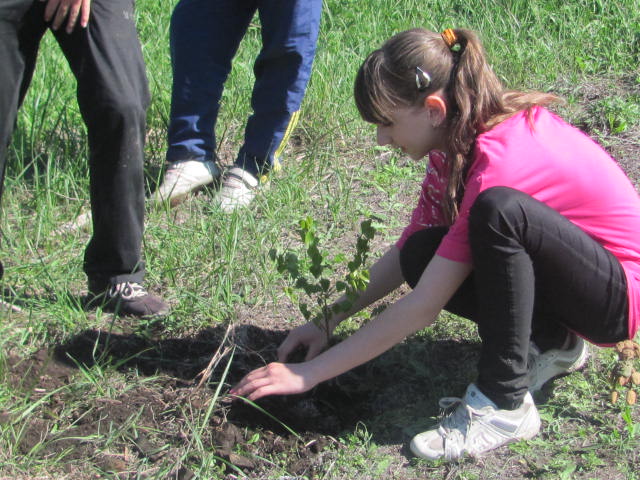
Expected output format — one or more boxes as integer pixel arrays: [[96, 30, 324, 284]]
[[591, 96, 640, 134]]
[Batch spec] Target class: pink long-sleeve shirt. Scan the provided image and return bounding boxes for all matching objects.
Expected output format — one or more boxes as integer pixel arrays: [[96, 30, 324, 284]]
[[397, 107, 640, 341]]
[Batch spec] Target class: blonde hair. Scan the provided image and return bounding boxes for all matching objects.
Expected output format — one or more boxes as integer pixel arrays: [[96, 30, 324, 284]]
[[354, 28, 561, 224]]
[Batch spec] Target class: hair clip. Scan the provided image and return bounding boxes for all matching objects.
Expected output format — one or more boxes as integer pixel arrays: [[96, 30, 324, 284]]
[[441, 28, 461, 52], [415, 66, 431, 91]]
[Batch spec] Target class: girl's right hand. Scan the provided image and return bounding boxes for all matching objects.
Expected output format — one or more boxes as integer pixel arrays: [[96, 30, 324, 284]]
[[42, 0, 92, 33], [277, 321, 329, 362], [230, 362, 316, 401]]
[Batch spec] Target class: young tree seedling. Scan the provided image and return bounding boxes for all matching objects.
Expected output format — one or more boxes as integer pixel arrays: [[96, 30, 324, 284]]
[[270, 217, 376, 342]]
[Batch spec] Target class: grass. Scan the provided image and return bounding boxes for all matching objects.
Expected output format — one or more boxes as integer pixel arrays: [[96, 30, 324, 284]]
[[1, 0, 640, 478]]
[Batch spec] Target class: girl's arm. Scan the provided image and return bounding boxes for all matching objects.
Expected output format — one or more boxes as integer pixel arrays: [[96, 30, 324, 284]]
[[277, 246, 404, 361], [231, 255, 471, 400]]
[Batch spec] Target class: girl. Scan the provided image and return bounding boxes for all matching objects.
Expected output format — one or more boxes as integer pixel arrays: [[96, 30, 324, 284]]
[[231, 28, 640, 461]]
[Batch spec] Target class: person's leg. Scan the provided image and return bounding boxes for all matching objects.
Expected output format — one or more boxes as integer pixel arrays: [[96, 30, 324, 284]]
[[469, 187, 628, 409], [53, 0, 167, 316], [166, 0, 257, 164], [399, 227, 477, 319], [0, 0, 48, 278], [411, 186, 628, 461], [400, 224, 586, 391], [216, 0, 322, 212], [236, 0, 322, 175], [153, 0, 257, 205], [406, 225, 542, 462]]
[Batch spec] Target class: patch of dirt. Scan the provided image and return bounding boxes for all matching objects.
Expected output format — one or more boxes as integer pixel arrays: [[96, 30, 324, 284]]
[[1, 322, 486, 479], [6, 320, 635, 480], [556, 73, 640, 188]]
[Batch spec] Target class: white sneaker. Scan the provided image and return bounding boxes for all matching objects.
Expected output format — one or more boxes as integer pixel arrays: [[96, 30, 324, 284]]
[[410, 383, 541, 461], [528, 334, 589, 392], [152, 159, 221, 207], [217, 166, 261, 213]]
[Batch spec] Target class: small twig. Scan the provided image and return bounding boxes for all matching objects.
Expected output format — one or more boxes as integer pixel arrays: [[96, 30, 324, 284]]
[[195, 323, 233, 389], [0, 299, 22, 313]]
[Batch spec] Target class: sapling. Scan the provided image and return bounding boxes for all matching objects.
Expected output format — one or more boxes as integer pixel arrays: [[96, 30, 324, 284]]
[[270, 217, 376, 342]]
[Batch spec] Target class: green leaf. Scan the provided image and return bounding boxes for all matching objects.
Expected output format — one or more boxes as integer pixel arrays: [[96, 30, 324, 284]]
[[360, 218, 376, 239], [284, 253, 300, 277], [300, 303, 311, 320], [283, 286, 296, 301], [339, 301, 352, 312], [309, 265, 322, 279], [308, 245, 323, 266], [333, 253, 347, 263]]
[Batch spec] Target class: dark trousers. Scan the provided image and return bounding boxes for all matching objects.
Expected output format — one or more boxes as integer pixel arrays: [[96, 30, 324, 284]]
[[0, 0, 150, 288], [166, 0, 322, 176], [400, 187, 629, 409]]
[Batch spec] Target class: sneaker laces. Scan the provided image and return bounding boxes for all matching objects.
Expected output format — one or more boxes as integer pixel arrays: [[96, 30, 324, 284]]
[[439, 396, 472, 434], [108, 282, 148, 300], [162, 167, 181, 184], [222, 168, 259, 191], [434, 396, 476, 460], [156, 158, 221, 194], [528, 342, 543, 369]]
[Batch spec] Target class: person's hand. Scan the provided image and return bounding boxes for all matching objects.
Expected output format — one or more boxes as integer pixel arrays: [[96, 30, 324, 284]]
[[42, 0, 91, 34], [229, 362, 316, 401], [277, 321, 329, 362]]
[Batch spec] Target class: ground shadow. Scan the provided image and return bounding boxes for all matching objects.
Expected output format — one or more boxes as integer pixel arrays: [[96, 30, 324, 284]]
[[1, 324, 481, 477], [51, 324, 481, 445]]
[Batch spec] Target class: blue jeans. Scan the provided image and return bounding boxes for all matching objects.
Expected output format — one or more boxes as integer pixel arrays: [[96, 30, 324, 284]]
[[167, 0, 322, 176]]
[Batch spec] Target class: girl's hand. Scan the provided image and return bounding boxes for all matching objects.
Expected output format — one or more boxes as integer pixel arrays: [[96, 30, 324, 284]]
[[277, 322, 328, 362], [229, 362, 316, 401], [42, 0, 91, 34]]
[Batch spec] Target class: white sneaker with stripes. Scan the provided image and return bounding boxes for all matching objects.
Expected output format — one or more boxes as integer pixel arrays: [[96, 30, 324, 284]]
[[410, 383, 541, 461]]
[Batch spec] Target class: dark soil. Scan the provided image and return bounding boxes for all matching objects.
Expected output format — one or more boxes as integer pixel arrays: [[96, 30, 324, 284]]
[[7, 316, 637, 479], [2, 321, 486, 478]]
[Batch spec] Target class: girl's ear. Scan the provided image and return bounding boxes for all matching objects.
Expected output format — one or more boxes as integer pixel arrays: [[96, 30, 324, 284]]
[[423, 94, 447, 127]]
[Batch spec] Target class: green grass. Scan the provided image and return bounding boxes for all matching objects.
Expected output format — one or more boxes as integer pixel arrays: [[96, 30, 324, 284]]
[[1, 0, 640, 478]]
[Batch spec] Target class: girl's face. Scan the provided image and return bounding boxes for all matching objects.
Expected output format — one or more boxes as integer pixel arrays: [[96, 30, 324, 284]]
[[376, 98, 446, 160]]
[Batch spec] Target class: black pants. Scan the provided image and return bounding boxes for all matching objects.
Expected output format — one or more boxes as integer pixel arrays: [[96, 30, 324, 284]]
[[0, 0, 150, 288], [400, 187, 629, 409]]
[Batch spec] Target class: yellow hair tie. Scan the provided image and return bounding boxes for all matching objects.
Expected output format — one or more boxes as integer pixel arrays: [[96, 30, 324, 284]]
[[441, 28, 457, 49]]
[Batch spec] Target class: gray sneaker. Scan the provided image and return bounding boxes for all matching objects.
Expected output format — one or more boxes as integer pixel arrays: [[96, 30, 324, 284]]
[[529, 334, 589, 392], [152, 159, 221, 207], [88, 282, 169, 318], [410, 383, 541, 461]]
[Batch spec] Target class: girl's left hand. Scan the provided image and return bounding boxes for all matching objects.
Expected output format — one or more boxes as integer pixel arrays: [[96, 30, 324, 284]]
[[230, 362, 316, 401]]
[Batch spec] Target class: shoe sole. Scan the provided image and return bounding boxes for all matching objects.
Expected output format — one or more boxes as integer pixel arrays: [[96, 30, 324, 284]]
[[152, 183, 214, 208], [409, 417, 541, 461]]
